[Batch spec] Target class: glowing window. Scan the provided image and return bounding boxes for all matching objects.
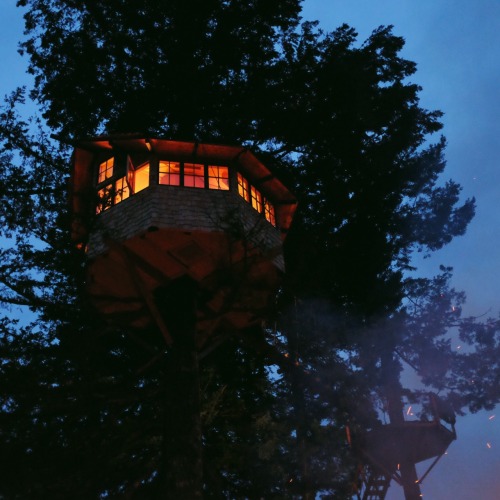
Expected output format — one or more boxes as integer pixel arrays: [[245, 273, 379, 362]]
[[131, 162, 150, 193], [208, 165, 229, 190], [159, 161, 181, 186], [98, 157, 114, 183], [97, 185, 113, 213], [184, 163, 205, 188], [115, 176, 130, 205], [250, 186, 262, 213], [264, 199, 276, 226], [237, 173, 250, 202]]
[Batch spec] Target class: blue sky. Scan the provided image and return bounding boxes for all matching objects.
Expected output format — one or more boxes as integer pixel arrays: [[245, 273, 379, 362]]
[[1, 0, 499, 498], [301, 2, 500, 498]]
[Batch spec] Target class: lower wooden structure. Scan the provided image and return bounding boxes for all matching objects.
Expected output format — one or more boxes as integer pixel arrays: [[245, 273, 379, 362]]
[[87, 226, 283, 349], [351, 417, 456, 500]]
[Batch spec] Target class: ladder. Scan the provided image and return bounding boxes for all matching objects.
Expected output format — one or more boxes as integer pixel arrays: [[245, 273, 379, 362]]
[[360, 470, 392, 500]]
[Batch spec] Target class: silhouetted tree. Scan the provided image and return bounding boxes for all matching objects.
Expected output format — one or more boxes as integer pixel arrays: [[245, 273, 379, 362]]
[[1, 1, 497, 498]]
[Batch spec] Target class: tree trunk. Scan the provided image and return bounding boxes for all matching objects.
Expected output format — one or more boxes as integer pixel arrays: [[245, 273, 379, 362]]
[[381, 350, 422, 500], [159, 277, 203, 499]]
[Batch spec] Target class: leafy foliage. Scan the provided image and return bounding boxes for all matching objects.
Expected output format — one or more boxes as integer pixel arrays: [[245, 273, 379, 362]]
[[1, 1, 498, 498]]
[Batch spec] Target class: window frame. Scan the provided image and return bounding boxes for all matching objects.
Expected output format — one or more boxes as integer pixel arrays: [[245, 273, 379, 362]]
[[95, 156, 151, 213], [158, 161, 230, 191], [159, 160, 181, 186], [183, 162, 206, 189], [97, 157, 114, 185], [95, 155, 277, 227], [237, 172, 277, 227], [208, 165, 230, 190]]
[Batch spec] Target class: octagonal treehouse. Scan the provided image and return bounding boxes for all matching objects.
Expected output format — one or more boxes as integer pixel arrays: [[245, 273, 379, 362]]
[[71, 135, 297, 348]]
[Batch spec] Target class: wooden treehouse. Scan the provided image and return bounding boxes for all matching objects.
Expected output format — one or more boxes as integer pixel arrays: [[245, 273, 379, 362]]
[[70, 135, 297, 348], [350, 395, 457, 500]]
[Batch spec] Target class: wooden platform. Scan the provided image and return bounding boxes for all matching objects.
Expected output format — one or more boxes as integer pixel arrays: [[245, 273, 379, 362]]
[[86, 227, 283, 349]]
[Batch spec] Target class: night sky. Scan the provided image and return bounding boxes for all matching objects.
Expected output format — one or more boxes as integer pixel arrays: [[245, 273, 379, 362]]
[[1, 1, 499, 498], [300, 2, 500, 498]]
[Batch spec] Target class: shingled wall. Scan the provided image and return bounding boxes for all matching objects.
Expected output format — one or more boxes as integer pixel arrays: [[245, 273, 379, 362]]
[[88, 183, 284, 269]]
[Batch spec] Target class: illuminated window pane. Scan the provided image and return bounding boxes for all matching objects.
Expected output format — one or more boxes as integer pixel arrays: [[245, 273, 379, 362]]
[[264, 199, 276, 226], [97, 185, 113, 213], [98, 157, 114, 184], [251, 186, 262, 212], [159, 161, 181, 186], [115, 176, 130, 205], [133, 162, 150, 193], [237, 173, 249, 202], [184, 163, 205, 188], [208, 165, 229, 190]]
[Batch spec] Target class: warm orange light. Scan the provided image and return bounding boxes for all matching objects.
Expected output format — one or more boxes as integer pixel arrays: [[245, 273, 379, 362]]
[[97, 186, 112, 213], [251, 185, 263, 212], [159, 161, 181, 186], [264, 199, 276, 226], [184, 163, 205, 188], [237, 173, 250, 202], [115, 176, 130, 204], [98, 157, 114, 183], [208, 165, 229, 190], [132, 162, 150, 193]]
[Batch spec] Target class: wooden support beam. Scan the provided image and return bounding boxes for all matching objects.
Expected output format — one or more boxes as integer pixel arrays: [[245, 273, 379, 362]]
[[104, 236, 174, 346]]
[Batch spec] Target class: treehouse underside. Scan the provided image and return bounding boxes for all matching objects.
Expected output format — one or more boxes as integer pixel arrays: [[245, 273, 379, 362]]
[[363, 421, 456, 473], [86, 227, 283, 349]]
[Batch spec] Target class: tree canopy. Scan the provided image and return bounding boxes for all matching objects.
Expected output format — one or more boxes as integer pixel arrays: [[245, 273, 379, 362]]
[[1, 1, 498, 498]]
